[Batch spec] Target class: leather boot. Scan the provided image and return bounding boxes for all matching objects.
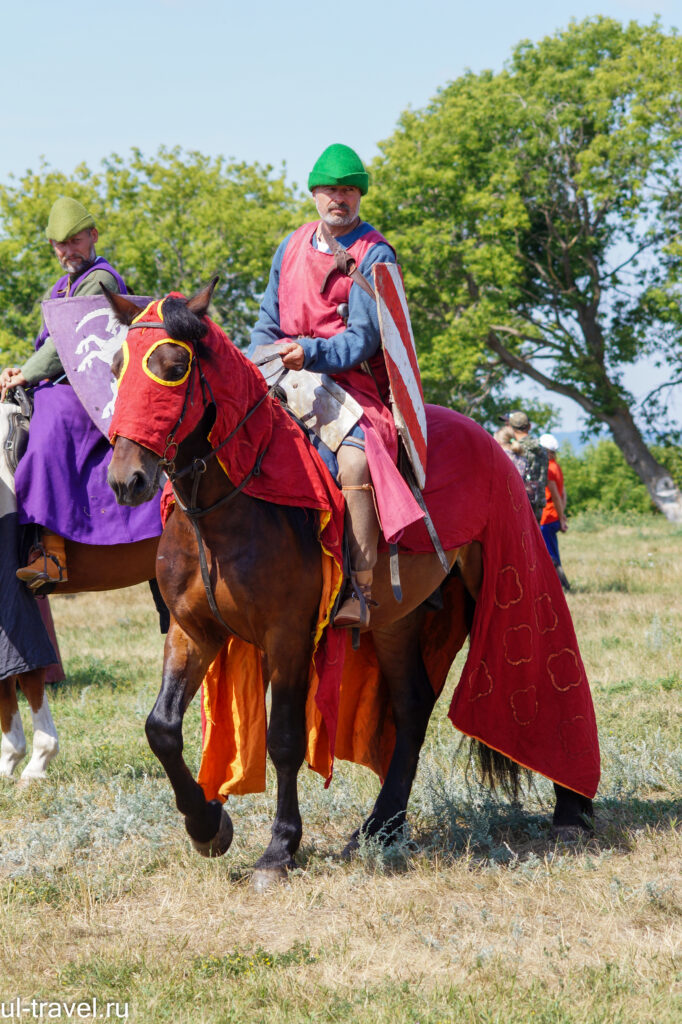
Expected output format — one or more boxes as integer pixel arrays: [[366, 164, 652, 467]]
[[334, 570, 374, 629], [16, 531, 68, 594]]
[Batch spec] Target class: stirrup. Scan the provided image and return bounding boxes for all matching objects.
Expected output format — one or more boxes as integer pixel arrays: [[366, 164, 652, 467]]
[[334, 577, 377, 630], [16, 546, 66, 596]]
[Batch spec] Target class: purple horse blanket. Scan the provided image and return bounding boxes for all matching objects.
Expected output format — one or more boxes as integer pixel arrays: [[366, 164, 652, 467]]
[[15, 381, 161, 545]]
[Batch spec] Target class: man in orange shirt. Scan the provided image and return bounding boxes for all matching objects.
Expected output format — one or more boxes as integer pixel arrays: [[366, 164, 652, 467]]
[[539, 433, 570, 592]]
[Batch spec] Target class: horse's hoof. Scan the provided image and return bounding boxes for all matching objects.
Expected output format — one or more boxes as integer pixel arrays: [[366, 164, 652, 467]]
[[0, 747, 27, 777], [250, 866, 289, 892], [190, 807, 233, 858], [17, 771, 46, 786]]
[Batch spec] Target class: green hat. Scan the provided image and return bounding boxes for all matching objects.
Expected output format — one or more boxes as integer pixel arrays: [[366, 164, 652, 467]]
[[45, 197, 95, 242], [308, 144, 369, 195]]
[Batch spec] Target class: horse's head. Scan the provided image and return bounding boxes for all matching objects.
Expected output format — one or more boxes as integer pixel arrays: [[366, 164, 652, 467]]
[[105, 278, 218, 506]]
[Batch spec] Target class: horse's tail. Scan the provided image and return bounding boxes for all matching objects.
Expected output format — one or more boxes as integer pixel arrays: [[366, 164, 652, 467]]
[[467, 739, 530, 801]]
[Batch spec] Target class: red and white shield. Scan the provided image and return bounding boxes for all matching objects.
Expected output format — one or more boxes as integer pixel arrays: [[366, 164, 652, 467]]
[[373, 263, 427, 488]]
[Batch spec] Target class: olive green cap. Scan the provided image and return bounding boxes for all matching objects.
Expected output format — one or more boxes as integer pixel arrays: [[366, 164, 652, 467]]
[[45, 197, 95, 242], [308, 144, 369, 195]]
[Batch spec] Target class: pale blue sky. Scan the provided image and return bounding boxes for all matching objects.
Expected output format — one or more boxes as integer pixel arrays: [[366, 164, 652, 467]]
[[2, 0, 679, 432]]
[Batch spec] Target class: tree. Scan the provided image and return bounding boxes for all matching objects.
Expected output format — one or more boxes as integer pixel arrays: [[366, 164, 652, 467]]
[[0, 147, 301, 363], [558, 441, 677, 516], [366, 17, 682, 521]]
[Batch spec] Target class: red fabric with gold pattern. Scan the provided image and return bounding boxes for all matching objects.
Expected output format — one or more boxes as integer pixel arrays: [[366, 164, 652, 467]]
[[406, 409, 600, 798], [109, 299, 197, 455], [336, 407, 600, 799]]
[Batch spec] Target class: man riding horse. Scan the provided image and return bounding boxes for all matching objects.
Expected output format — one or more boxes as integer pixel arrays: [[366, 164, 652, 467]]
[[249, 144, 424, 629], [0, 197, 161, 593]]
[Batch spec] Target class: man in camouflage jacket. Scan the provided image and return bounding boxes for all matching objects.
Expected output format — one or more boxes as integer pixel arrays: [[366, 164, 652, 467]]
[[504, 410, 549, 523]]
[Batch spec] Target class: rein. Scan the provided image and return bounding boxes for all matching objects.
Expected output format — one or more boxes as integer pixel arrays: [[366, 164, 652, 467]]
[[134, 318, 284, 632], [168, 369, 284, 635]]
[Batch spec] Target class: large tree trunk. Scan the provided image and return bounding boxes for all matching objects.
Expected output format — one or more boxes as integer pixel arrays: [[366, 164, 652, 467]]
[[604, 405, 682, 523]]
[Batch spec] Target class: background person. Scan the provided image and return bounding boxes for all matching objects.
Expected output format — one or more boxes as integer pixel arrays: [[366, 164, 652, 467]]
[[539, 432, 570, 592], [493, 424, 528, 478], [0, 197, 161, 592], [499, 410, 549, 523]]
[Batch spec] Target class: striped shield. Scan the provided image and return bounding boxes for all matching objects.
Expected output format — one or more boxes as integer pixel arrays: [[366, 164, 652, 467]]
[[373, 263, 428, 488]]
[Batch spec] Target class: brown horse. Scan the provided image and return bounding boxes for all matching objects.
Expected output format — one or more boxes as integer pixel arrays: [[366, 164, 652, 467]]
[[0, 397, 161, 781], [105, 283, 595, 889]]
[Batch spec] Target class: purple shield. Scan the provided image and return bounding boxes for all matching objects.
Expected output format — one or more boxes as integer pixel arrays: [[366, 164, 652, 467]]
[[42, 295, 151, 437]]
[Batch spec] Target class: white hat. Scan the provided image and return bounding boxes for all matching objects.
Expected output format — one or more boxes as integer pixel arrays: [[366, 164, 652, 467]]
[[539, 432, 559, 451]]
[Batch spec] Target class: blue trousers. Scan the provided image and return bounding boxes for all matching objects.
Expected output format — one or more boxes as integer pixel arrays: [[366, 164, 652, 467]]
[[540, 520, 562, 565]]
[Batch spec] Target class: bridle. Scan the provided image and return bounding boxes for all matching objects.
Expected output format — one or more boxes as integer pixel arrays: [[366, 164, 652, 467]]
[[128, 319, 285, 632]]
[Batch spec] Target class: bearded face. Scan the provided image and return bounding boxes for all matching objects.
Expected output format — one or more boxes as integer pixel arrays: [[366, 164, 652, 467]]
[[51, 228, 98, 274], [313, 186, 362, 231]]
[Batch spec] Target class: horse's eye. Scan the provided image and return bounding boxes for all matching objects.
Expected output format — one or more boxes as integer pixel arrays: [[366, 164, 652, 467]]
[[169, 362, 188, 381], [111, 348, 124, 379]]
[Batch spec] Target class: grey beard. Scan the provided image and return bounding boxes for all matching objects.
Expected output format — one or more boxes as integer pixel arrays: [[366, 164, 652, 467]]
[[64, 256, 95, 276], [320, 209, 356, 228], [59, 246, 97, 275]]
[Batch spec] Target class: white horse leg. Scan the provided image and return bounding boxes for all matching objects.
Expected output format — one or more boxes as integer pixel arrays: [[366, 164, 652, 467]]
[[0, 709, 27, 776], [0, 676, 27, 776], [20, 697, 59, 781]]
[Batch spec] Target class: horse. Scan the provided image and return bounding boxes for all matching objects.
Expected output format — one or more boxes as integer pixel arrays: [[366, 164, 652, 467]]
[[105, 282, 599, 890], [0, 395, 161, 782]]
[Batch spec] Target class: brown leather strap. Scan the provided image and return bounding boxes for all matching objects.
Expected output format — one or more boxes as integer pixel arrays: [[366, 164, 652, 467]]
[[318, 222, 377, 302]]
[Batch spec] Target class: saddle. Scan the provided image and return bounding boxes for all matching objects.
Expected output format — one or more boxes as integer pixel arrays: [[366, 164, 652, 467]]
[[251, 346, 362, 454], [3, 385, 32, 474]]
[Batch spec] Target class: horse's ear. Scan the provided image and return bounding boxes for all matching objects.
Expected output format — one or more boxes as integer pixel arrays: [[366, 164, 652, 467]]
[[186, 276, 219, 319], [101, 285, 144, 326]]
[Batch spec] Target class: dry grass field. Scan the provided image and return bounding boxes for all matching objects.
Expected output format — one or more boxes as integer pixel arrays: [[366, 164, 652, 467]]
[[1, 513, 680, 1023]]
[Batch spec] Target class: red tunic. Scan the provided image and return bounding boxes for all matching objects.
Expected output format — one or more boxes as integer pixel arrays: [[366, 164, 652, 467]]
[[278, 221, 424, 542], [541, 458, 564, 525]]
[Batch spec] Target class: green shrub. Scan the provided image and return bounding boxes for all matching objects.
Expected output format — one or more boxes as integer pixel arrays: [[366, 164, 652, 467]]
[[561, 440, 682, 515]]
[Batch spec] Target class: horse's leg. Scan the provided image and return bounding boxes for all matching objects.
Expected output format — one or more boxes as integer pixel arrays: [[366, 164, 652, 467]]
[[145, 622, 232, 856], [0, 676, 27, 777], [552, 783, 595, 836], [344, 607, 435, 855], [15, 668, 58, 781], [251, 639, 311, 891]]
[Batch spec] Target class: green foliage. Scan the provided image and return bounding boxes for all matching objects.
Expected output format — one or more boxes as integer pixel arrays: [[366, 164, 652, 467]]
[[0, 148, 303, 365], [561, 440, 682, 514], [0, 162, 96, 362], [365, 17, 682, 496]]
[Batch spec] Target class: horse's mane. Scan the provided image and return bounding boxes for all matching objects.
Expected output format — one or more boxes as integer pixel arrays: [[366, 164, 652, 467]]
[[162, 296, 213, 361]]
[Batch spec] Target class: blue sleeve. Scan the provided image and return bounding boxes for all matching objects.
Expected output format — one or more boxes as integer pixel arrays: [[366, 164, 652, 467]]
[[247, 235, 292, 357], [298, 241, 397, 374]]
